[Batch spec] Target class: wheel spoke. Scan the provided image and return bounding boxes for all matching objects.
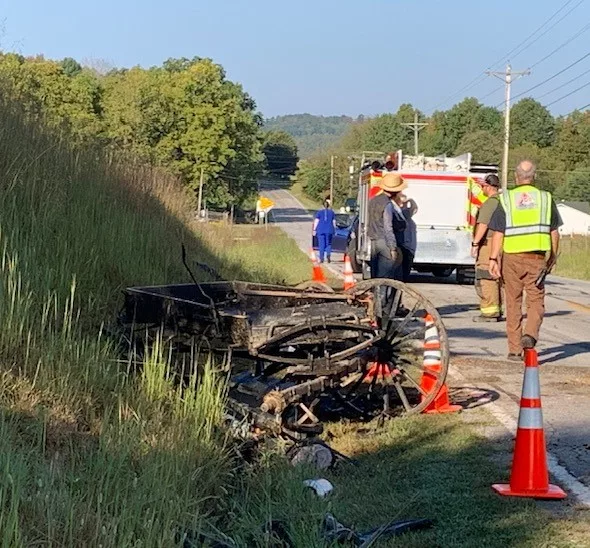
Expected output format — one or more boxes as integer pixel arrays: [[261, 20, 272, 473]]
[[382, 288, 403, 335], [418, 365, 441, 379], [346, 278, 449, 418], [391, 324, 428, 349], [343, 369, 369, 397], [386, 299, 422, 342], [393, 380, 412, 412], [400, 369, 428, 397]]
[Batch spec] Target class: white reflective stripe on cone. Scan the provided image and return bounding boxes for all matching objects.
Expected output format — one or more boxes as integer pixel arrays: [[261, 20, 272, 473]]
[[425, 326, 439, 341], [522, 367, 541, 399], [518, 407, 544, 429], [424, 350, 441, 361]]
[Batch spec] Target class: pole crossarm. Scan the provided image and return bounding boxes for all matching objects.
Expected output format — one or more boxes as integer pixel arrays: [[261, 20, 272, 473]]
[[400, 111, 429, 155]]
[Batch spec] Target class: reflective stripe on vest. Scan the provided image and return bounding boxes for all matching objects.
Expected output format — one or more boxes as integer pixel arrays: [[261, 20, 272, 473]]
[[500, 186, 552, 254], [466, 177, 487, 228]]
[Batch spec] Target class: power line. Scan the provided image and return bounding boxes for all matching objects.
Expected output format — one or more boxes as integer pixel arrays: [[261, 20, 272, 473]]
[[499, 51, 590, 106], [488, 0, 579, 69], [536, 66, 590, 99], [501, 0, 585, 64], [529, 20, 590, 69], [480, 84, 504, 102], [425, 0, 579, 112], [545, 79, 590, 106]]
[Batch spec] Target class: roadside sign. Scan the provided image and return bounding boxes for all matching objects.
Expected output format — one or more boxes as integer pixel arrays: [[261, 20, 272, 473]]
[[258, 196, 274, 213]]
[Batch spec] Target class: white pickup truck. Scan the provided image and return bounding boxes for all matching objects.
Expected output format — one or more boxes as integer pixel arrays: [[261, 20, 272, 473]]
[[350, 151, 498, 284]]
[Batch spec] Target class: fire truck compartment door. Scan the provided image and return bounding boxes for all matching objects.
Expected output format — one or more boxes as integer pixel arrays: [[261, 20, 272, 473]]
[[404, 179, 466, 228]]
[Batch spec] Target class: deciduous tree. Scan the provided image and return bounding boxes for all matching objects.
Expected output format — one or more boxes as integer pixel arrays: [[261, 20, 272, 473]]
[[262, 130, 298, 178], [510, 98, 555, 148]]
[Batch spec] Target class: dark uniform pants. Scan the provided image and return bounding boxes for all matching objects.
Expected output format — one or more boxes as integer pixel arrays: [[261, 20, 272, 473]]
[[370, 239, 402, 280], [475, 240, 502, 318], [501, 253, 546, 355], [370, 239, 403, 319], [400, 247, 414, 283]]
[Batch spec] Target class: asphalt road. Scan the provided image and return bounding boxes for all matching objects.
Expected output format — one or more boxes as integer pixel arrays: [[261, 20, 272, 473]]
[[264, 184, 590, 497]]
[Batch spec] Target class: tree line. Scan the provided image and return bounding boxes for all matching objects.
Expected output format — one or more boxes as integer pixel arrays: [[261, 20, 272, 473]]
[[264, 114, 354, 158], [0, 52, 291, 209], [296, 99, 590, 205]]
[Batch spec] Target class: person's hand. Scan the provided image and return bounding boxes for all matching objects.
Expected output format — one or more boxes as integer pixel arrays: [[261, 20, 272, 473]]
[[489, 259, 501, 279], [470, 245, 478, 258], [390, 249, 398, 262], [312, 231, 316, 237], [547, 252, 557, 272]]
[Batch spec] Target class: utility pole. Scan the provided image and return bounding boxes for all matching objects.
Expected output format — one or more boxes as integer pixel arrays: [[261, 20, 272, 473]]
[[197, 166, 205, 216], [487, 64, 530, 190], [329, 155, 336, 205], [348, 157, 355, 197], [401, 110, 428, 155]]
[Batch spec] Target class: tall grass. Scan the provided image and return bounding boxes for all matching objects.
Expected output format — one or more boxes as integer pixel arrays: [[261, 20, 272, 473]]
[[0, 98, 256, 544], [554, 235, 590, 281]]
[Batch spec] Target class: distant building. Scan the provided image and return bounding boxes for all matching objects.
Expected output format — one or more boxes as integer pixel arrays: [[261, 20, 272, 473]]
[[556, 201, 590, 236]]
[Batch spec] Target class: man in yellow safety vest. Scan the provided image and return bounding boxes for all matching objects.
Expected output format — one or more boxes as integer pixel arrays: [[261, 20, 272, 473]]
[[471, 173, 502, 322], [488, 160, 562, 362]]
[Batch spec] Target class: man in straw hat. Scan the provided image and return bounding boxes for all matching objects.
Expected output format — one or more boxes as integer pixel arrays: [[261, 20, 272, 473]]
[[367, 172, 407, 280]]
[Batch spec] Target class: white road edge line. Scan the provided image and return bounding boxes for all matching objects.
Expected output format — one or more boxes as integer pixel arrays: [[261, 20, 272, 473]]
[[273, 188, 590, 507], [450, 366, 590, 507]]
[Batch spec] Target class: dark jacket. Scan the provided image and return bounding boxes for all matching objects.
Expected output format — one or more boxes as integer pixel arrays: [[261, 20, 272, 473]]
[[368, 193, 406, 251], [368, 194, 390, 240]]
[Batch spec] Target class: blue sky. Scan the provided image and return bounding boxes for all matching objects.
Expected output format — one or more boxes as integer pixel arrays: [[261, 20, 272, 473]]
[[1, 0, 589, 118]]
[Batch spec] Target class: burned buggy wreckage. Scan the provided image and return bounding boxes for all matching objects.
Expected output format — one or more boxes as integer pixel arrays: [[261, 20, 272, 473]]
[[117, 255, 450, 440]]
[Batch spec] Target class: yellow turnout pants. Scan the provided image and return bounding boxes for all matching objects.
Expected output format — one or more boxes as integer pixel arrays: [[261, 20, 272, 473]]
[[475, 240, 503, 317]]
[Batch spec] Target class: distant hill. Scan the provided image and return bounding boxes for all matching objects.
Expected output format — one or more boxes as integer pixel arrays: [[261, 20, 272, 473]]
[[264, 114, 354, 158]]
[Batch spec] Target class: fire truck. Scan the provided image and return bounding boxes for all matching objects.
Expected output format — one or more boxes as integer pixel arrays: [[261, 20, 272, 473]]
[[350, 150, 498, 284]]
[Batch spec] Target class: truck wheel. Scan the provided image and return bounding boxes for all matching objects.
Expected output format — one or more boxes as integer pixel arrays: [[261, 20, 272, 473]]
[[432, 267, 454, 278], [456, 267, 475, 285], [347, 242, 362, 273]]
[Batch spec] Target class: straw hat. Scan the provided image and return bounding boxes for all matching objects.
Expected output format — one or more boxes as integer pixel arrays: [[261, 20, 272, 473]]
[[380, 172, 407, 193]]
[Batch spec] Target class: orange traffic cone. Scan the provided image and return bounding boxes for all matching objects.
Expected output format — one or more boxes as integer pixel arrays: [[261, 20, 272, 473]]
[[343, 254, 356, 290], [309, 248, 327, 283], [419, 314, 461, 414], [492, 349, 567, 499]]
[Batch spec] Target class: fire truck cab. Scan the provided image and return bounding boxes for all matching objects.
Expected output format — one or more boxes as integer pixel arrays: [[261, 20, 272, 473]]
[[352, 150, 498, 284]]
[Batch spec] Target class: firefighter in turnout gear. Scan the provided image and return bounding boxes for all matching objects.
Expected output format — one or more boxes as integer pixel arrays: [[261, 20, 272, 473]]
[[471, 174, 503, 322], [488, 160, 563, 362]]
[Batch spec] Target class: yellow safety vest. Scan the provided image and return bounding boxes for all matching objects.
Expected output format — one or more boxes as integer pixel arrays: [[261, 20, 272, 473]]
[[466, 177, 487, 228], [499, 185, 552, 253]]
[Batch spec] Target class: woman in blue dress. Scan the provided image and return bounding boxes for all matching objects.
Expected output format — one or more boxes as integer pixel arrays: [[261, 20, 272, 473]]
[[313, 199, 336, 263]]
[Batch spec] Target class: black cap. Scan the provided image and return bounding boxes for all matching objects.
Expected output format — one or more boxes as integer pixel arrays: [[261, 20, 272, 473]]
[[484, 174, 500, 188]]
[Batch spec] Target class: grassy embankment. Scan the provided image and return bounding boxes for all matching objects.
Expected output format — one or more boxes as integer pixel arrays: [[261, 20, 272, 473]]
[[554, 236, 590, 281], [1, 101, 589, 546], [0, 102, 313, 545]]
